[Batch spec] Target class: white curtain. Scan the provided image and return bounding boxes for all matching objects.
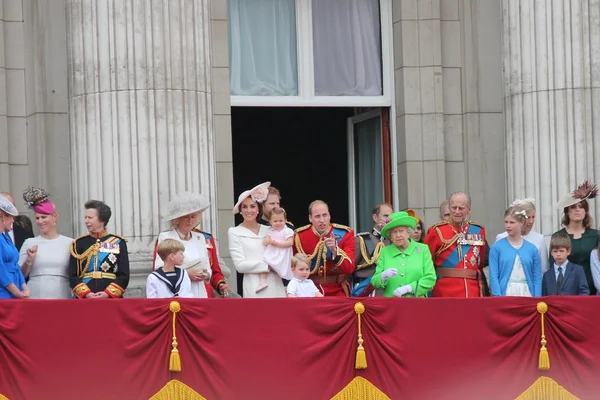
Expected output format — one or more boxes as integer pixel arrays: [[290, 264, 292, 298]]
[[228, 0, 298, 96], [355, 116, 383, 233], [312, 0, 382, 96]]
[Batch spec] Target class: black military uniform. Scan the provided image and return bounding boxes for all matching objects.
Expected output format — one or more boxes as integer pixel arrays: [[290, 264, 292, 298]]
[[69, 231, 130, 298], [352, 229, 388, 297]]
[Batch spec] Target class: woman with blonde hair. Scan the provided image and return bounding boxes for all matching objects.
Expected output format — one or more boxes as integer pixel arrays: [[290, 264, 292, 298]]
[[153, 192, 230, 298], [495, 198, 549, 274], [19, 187, 73, 298], [489, 206, 541, 296]]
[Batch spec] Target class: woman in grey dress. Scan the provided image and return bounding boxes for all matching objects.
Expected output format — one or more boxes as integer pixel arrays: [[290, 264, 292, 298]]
[[19, 187, 72, 299]]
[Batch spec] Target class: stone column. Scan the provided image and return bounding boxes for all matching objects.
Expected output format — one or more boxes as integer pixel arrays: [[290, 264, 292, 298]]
[[66, 0, 219, 295], [503, 0, 600, 235]]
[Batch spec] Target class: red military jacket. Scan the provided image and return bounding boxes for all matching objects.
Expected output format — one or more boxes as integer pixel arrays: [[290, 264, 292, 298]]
[[293, 223, 355, 297], [424, 220, 486, 298]]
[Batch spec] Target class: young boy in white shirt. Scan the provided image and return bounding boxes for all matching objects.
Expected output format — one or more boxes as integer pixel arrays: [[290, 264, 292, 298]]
[[146, 239, 194, 298], [286, 254, 324, 298]]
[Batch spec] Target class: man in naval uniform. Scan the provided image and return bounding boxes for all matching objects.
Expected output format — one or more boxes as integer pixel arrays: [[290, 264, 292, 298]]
[[69, 200, 130, 298], [352, 203, 393, 296], [293, 200, 355, 297]]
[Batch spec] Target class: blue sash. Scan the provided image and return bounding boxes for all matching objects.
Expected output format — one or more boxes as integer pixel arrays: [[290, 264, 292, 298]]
[[80, 237, 122, 286]]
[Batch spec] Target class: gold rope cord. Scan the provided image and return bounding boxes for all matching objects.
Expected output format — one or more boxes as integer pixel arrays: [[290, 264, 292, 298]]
[[356, 237, 384, 269], [537, 302, 550, 371], [69, 240, 100, 278], [169, 301, 182, 372], [354, 302, 367, 369]]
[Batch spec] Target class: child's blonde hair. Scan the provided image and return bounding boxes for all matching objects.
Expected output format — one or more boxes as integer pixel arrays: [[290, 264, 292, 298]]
[[291, 253, 310, 269], [157, 239, 185, 261], [504, 205, 528, 224], [269, 206, 287, 220]]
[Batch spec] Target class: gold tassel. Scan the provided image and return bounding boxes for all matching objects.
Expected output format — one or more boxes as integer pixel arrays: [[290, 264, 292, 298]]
[[169, 301, 182, 372], [354, 302, 367, 369], [536, 302, 550, 371]]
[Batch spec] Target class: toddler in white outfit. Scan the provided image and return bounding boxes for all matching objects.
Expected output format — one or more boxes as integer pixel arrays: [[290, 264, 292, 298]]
[[259, 207, 294, 293], [287, 254, 323, 298]]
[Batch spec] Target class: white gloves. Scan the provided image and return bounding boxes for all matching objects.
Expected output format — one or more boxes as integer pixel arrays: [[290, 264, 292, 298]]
[[393, 284, 413, 298], [381, 268, 398, 283]]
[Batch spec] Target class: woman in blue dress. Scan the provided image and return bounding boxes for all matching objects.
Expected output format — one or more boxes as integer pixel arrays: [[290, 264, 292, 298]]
[[0, 194, 29, 299]]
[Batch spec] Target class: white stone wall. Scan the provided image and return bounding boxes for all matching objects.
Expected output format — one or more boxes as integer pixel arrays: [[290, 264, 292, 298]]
[[65, 0, 234, 297], [503, 0, 600, 237], [392, 0, 506, 236]]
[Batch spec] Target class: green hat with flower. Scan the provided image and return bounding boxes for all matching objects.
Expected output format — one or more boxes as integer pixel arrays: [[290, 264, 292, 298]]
[[380, 211, 417, 240]]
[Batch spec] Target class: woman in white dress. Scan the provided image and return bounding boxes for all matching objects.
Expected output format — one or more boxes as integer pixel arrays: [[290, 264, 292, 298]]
[[19, 187, 72, 299], [489, 205, 542, 297], [228, 182, 285, 298], [153, 192, 231, 298], [495, 198, 549, 274]]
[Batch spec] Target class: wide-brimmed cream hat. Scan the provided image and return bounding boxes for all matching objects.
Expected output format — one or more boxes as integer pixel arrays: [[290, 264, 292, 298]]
[[163, 192, 210, 222], [556, 181, 598, 209], [232, 181, 271, 214]]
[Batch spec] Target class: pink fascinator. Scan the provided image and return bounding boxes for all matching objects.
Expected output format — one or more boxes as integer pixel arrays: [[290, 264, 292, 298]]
[[232, 182, 271, 214], [23, 187, 55, 215]]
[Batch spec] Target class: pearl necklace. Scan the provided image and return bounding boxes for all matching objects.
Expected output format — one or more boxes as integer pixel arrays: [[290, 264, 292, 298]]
[[176, 229, 191, 240]]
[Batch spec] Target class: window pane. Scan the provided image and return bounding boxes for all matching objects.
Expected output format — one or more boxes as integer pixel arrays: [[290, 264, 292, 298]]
[[229, 0, 298, 96], [312, 0, 382, 96], [354, 116, 383, 233]]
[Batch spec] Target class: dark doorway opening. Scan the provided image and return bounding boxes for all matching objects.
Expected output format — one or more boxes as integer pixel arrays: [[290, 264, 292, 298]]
[[231, 107, 354, 227]]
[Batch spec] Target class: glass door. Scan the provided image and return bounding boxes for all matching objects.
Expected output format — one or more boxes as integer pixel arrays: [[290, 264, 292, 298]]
[[347, 109, 386, 233]]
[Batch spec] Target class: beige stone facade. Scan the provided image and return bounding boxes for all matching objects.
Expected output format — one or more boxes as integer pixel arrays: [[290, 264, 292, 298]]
[[1, 0, 599, 295]]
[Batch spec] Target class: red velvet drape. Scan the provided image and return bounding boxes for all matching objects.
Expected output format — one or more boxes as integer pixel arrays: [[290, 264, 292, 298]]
[[0, 297, 598, 400]]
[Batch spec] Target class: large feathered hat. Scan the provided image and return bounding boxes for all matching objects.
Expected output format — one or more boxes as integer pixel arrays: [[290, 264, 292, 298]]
[[22, 187, 55, 215], [556, 181, 598, 209]]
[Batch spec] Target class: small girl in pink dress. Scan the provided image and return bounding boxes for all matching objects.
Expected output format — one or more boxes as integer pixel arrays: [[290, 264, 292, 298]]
[[259, 207, 294, 293]]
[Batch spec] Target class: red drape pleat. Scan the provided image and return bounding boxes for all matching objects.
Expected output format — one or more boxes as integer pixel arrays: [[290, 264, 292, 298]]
[[0, 297, 598, 400]]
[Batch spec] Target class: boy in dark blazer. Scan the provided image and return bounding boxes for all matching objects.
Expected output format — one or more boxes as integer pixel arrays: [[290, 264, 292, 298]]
[[543, 232, 589, 296]]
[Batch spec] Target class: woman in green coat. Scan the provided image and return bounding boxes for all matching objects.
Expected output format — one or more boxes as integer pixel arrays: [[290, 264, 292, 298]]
[[371, 211, 436, 297]]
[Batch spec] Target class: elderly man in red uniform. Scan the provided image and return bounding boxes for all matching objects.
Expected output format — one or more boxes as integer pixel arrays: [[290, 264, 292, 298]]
[[424, 192, 486, 297], [294, 200, 355, 296]]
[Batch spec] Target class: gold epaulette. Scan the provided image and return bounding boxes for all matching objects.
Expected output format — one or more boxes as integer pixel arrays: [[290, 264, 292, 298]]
[[468, 220, 484, 228], [294, 224, 311, 234], [332, 223, 352, 232], [429, 221, 449, 229]]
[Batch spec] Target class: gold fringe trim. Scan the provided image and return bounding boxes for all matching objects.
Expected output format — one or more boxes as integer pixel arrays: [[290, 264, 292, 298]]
[[0, 394, 9, 400], [354, 302, 367, 369], [515, 377, 579, 400], [169, 301, 182, 372], [536, 302, 550, 370], [330, 377, 390, 400], [149, 380, 207, 400]]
